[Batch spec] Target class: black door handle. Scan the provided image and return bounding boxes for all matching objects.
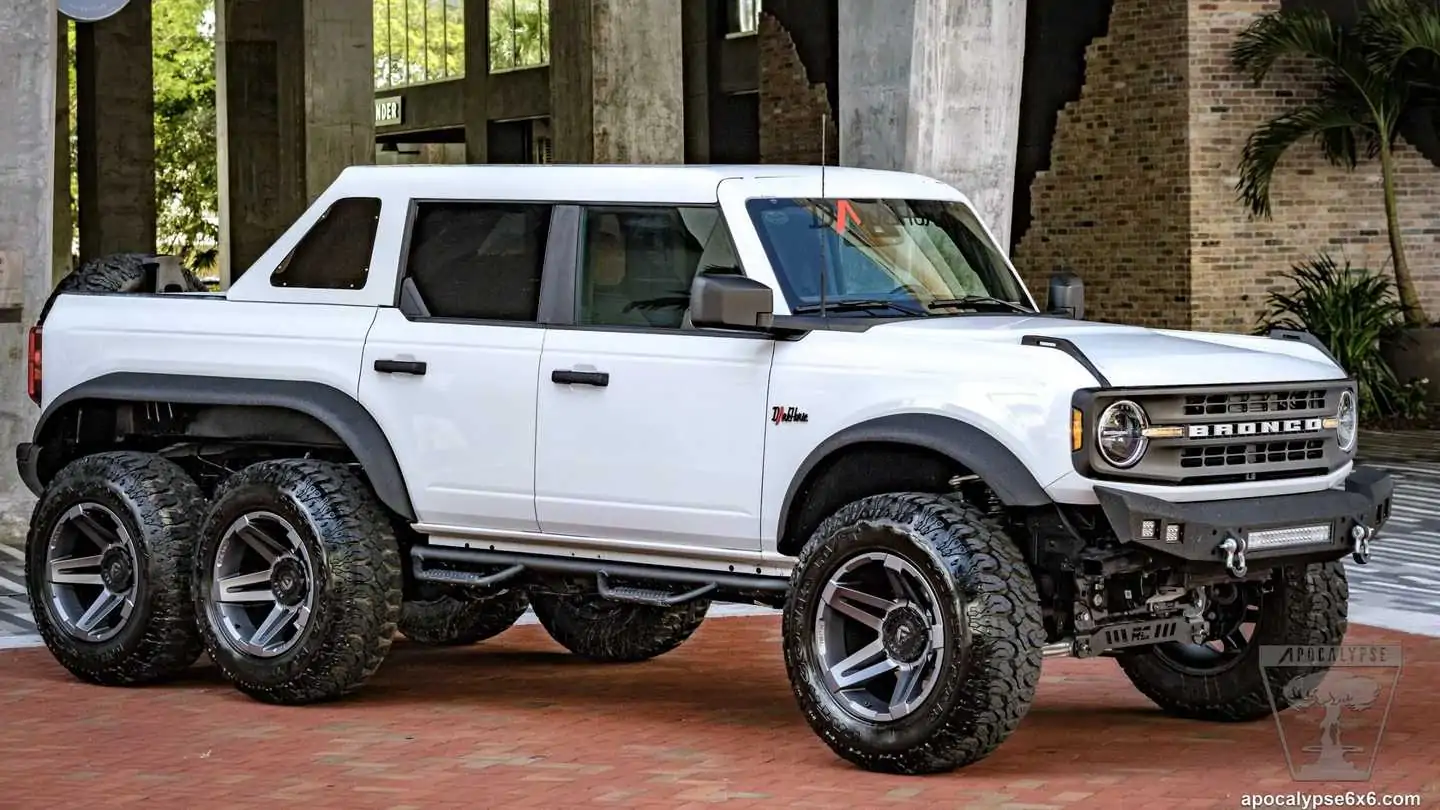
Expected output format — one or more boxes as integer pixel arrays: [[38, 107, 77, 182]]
[[551, 369, 609, 387], [374, 358, 427, 376]]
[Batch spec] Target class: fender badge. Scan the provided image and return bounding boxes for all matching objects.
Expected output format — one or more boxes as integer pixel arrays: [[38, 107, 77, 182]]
[[771, 406, 809, 425]]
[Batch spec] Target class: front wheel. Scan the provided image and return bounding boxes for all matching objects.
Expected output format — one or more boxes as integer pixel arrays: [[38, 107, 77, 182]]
[[193, 459, 403, 705], [783, 492, 1045, 775], [1118, 562, 1349, 721]]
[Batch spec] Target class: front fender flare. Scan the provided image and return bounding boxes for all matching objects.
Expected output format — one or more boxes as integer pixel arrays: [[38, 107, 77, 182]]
[[34, 372, 415, 520], [777, 413, 1053, 540]]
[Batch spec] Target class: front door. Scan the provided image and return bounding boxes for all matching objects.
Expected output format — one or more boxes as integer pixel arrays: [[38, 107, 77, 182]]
[[533, 203, 776, 552]]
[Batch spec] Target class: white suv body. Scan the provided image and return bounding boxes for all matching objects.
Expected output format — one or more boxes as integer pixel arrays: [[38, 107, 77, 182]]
[[15, 164, 1391, 775]]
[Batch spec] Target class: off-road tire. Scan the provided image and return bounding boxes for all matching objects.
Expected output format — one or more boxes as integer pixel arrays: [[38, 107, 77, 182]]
[[52, 252, 205, 299], [193, 459, 403, 705], [529, 591, 708, 663], [1118, 562, 1349, 722], [400, 587, 530, 646], [783, 492, 1046, 775], [25, 452, 206, 685]]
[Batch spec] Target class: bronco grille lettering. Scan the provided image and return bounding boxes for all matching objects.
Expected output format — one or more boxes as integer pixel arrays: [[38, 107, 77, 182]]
[[1186, 418, 1324, 439]]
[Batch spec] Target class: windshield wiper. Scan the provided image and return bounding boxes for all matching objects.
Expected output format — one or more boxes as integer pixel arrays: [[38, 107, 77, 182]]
[[927, 295, 1033, 314], [791, 299, 927, 316]]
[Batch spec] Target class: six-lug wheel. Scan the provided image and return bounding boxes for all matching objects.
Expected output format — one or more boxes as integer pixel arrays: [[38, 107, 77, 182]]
[[206, 512, 317, 659], [25, 452, 206, 685], [193, 459, 403, 705], [784, 492, 1045, 775], [814, 551, 947, 722]]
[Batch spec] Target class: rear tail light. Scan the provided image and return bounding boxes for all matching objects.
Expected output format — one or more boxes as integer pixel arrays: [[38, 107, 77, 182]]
[[26, 325, 41, 405]]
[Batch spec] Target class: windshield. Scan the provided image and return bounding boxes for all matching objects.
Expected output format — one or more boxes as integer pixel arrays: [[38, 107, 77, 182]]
[[745, 197, 1033, 318]]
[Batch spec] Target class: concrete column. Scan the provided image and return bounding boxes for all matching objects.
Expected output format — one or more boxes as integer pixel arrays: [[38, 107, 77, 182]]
[[75, 0, 156, 262], [838, 0, 1027, 248], [550, 0, 684, 164], [0, 0, 58, 529], [462, 0, 489, 163], [216, 0, 373, 283]]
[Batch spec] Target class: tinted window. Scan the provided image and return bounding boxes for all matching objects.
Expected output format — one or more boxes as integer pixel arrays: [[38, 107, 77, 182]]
[[578, 206, 739, 328], [746, 198, 1031, 318], [270, 197, 381, 289], [404, 202, 553, 321]]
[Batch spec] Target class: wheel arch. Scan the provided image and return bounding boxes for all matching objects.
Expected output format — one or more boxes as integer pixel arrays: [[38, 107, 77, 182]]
[[776, 413, 1052, 557], [32, 372, 415, 521]]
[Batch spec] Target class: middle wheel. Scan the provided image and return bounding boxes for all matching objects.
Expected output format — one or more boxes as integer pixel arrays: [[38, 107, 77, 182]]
[[529, 589, 708, 663], [192, 459, 403, 705]]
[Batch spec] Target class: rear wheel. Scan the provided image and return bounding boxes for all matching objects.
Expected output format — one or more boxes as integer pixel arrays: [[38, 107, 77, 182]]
[[783, 492, 1045, 775], [193, 459, 403, 704], [25, 452, 206, 685], [1118, 563, 1349, 721], [529, 590, 708, 663], [400, 585, 529, 646]]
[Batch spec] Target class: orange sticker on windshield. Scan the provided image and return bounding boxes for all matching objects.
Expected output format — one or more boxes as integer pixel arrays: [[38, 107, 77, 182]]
[[834, 200, 862, 234]]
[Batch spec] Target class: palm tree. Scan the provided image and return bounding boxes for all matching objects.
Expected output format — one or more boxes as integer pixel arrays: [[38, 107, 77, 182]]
[[1232, 0, 1440, 328]]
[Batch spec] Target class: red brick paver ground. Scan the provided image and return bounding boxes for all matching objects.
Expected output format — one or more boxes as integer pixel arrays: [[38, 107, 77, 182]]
[[1, 618, 1436, 809]]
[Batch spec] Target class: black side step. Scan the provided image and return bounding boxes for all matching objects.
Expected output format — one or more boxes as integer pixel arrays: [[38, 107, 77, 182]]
[[409, 544, 791, 597]]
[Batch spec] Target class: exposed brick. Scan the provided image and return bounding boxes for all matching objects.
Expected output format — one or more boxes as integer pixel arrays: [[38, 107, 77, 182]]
[[757, 12, 838, 166], [1014, 0, 1440, 331]]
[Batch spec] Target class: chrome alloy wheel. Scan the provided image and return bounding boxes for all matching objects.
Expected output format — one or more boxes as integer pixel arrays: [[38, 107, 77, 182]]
[[813, 550, 948, 722], [44, 503, 140, 642], [207, 511, 316, 659]]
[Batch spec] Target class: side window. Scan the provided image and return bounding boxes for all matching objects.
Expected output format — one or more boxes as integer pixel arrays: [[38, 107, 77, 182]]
[[403, 202, 554, 321], [578, 205, 739, 329], [270, 197, 381, 289]]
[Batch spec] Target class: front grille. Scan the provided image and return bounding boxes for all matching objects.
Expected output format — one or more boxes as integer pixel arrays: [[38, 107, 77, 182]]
[[1179, 439, 1325, 469], [1082, 380, 1353, 485], [1182, 389, 1327, 416]]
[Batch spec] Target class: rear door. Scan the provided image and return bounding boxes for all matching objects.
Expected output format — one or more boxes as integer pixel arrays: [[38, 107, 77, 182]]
[[359, 200, 567, 532]]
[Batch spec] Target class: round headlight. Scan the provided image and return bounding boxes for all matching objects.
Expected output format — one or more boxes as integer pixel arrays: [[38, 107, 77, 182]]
[[1098, 400, 1149, 468], [1336, 389, 1357, 452]]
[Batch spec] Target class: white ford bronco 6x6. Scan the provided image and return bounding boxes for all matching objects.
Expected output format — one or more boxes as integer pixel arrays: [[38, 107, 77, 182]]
[[15, 165, 1391, 774]]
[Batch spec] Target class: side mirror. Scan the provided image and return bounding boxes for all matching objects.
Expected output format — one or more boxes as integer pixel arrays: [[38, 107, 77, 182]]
[[689, 273, 775, 330], [1047, 268, 1085, 319]]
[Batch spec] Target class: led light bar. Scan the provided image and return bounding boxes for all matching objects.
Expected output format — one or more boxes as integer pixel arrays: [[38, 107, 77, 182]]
[[1246, 524, 1332, 552]]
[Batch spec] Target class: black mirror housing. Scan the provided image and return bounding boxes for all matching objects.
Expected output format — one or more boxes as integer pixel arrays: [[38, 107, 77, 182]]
[[1047, 268, 1085, 319], [689, 273, 775, 330]]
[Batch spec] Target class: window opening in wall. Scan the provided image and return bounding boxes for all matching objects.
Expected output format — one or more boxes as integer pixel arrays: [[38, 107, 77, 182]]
[[727, 0, 761, 36], [489, 0, 550, 72], [374, 0, 465, 90]]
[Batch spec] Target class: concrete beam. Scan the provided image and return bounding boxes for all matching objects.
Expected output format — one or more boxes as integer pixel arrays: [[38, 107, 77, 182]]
[[216, 0, 373, 282], [75, 0, 156, 262], [838, 0, 1027, 248], [0, 0, 58, 529], [550, 0, 684, 164]]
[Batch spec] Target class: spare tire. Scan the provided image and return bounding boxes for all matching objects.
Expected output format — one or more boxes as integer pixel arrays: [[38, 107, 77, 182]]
[[46, 252, 207, 313]]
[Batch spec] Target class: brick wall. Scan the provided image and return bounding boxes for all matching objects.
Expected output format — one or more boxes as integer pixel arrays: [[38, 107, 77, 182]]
[[1012, 0, 1193, 328], [757, 12, 837, 165], [1186, 0, 1440, 332], [1014, 0, 1440, 331]]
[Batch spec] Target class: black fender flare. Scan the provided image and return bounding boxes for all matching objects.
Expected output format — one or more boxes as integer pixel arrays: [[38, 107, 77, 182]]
[[34, 372, 415, 520], [777, 413, 1052, 539]]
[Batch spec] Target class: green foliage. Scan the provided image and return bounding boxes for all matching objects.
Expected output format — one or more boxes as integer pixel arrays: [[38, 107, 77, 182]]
[[1231, 1, 1440, 327], [374, 0, 465, 88], [489, 0, 549, 72], [1256, 254, 1425, 420], [152, 0, 218, 273]]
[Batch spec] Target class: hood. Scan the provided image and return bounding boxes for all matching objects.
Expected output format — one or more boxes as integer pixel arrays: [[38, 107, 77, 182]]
[[870, 315, 1346, 388]]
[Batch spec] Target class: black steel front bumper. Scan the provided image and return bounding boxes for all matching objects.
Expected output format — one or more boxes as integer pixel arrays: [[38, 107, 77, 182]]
[[1093, 465, 1393, 573], [15, 442, 42, 497]]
